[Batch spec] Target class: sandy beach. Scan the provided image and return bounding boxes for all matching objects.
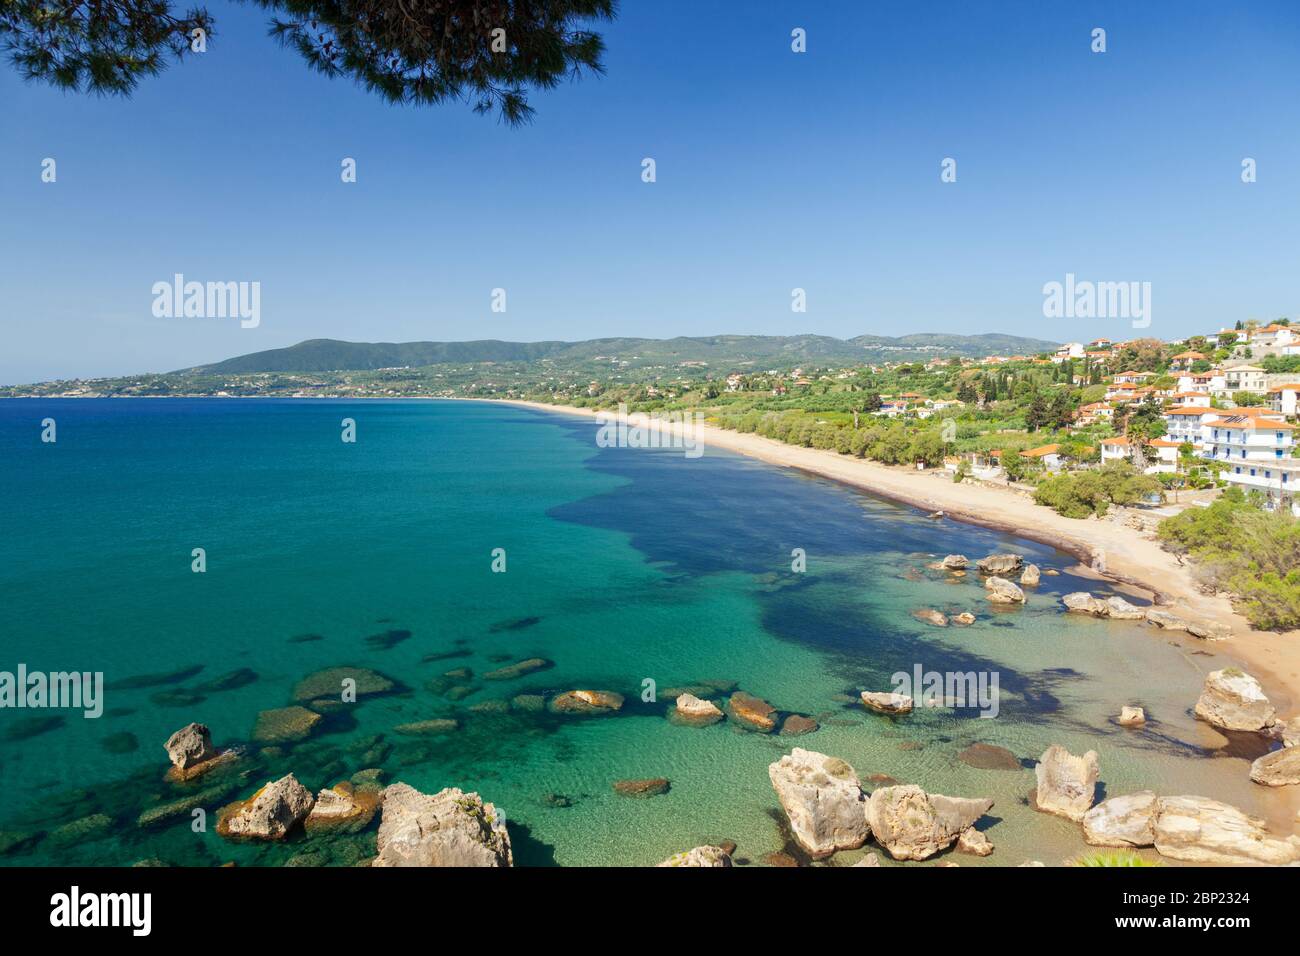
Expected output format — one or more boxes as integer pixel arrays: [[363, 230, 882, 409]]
[[492, 398, 1300, 725]]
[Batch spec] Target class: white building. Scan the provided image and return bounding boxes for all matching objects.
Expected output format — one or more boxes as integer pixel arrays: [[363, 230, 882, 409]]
[[1267, 383, 1300, 417], [1165, 408, 1214, 447], [1201, 412, 1298, 513], [1221, 365, 1268, 396]]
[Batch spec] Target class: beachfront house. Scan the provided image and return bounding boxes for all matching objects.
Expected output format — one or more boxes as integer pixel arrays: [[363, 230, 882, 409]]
[[1021, 443, 1065, 471], [1202, 411, 1300, 516], [1100, 436, 1135, 466]]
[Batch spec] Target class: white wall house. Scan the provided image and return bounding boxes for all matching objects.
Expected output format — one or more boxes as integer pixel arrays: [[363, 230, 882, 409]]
[[1221, 365, 1268, 396], [1268, 384, 1300, 417], [1201, 413, 1299, 514], [1176, 371, 1225, 395], [1249, 324, 1297, 349], [1165, 408, 1214, 447]]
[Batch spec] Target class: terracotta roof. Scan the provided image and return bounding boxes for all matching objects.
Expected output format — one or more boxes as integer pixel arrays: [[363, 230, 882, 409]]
[[1101, 437, 1131, 446], [1022, 444, 1062, 457]]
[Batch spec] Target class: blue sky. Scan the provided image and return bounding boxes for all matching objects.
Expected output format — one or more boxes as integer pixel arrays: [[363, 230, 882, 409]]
[[1, 0, 1298, 382]]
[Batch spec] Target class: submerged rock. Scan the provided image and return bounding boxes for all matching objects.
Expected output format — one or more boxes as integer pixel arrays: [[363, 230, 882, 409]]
[[1249, 747, 1300, 787], [977, 553, 1022, 575], [1034, 745, 1099, 822], [767, 749, 868, 859], [612, 778, 670, 798], [984, 576, 1025, 604], [852, 852, 881, 867], [548, 690, 624, 715], [941, 554, 969, 570], [958, 743, 1021, 771], [727, 692, 778, 732], [779, 714, 819, 736], [860, 691, 913, 715], [912, 608, 948, 627], [218, 774, 315, 840], [1082, 791, 1158, 847], [373, 783, 512, 867], [951, 612, 976, 626], [657, 845, 732, 867], [164, 722, 216, 770], [251, 706, 322, 744], [393, 718, 459, 736], [1194, 669, 1276, 733], [291, 666, 395, 704], [1153, 795, 1300, 865], [867, 785, 993, 861], [483, 658, 553, 681]]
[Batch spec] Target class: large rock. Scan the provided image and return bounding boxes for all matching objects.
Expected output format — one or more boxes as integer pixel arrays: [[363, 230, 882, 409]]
[[1153, 796, 1300, 865], [977, 554, 1023, 575], [984, 576, 1025, 604], [866, 785, 993, 861], [1082, 791, 1157, 847], [1250, 747, 1300, 787], [1144, 608, 1190, 631], [218, 774, 315, 840], [941, 554, 969, 570], [860, 691, 913, 715], [1062, 592, 1109, 616], [373, 783, 512, 867], [1034, 745, 1098, 822], [1104, 596, 1145, 620], [1186, 619, 1232, 641], [767, 749, 869, 859], [657, 845, 733, 867], [305, 781, 382, 834], [163, 722, 216, 771], [1194, 669, 1276, 732], [1020, 564, 1041, 586], [291, 666, 395, 704]]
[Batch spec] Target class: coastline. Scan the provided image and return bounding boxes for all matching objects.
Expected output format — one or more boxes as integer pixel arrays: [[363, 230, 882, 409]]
[[487, 397, 1300, 723]]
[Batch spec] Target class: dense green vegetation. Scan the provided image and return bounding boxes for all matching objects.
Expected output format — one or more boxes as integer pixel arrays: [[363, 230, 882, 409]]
[[1158, 489, 1300, 630], [1033, 464, 1164, 518]]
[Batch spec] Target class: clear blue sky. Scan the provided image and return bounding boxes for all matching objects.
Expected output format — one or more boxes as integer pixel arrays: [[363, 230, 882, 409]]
[[1, 0, 1297, 383]]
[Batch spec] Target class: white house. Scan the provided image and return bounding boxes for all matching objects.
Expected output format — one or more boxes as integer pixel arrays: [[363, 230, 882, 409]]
[[1267, 383, 1300, 417], [1221, 365, 1268, 396], [1248, 324, 1297, 349], [1052, 342, 1086, 363], [1201, 412, 1297, 512], [1165, 408, 1215, 447]]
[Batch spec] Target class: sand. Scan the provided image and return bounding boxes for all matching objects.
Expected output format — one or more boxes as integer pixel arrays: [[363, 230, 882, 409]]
[[490, 398, 1300, 723]]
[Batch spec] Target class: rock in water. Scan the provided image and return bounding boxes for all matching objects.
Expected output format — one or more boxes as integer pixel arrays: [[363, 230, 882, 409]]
[[1194, 669, 1276, 732], [251, 706, 322, 744], [977, 553, 1022, 575], [779, 714, 819, 736], [218, 774, 315, 840], [1082, 791, 1158, 847], [1250, 747, 1300, 787], [860, 691, 913, 715], [482, 658, 553, 680], [867, 785, 993, 861], [164, 722, 216, 770], [956, 828, 994, 857], [941, 554, 968, 570], [1034, 745, 1099, 821], [1020, 564, 1041, 586], [612, 778, 670, 798], [657, 846, 732, 867], [912, 608, 948, 627], [984, 576, 1025, 604], [1062, 592, 1109, 616], [951, 612, 976, 626], [548, 690, 624, 715], [958, 743, 1021, 771], [767, 749, 869, 859], [1104, 596, 1145, 620], [1119, 706, 1146, 726], [674, 692, 723, 726], [373, 783, 512, 867], [1144, 608, 1190, 630], [727, 692, 778, 732], [1153, 795, 1300, 865], [852, 852, 881, 867], [305, 782, 382, 834]]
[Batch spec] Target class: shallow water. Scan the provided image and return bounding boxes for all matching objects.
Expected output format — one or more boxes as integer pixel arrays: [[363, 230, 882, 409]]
[[0, 399, 1288, 866]]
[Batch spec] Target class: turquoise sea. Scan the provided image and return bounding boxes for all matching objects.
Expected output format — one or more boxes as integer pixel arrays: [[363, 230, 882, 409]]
[[0, 398, 1286, 866]]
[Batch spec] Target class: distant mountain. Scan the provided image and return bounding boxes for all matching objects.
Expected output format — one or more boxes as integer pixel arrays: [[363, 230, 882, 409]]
[[184, 333, 1061, 374]]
